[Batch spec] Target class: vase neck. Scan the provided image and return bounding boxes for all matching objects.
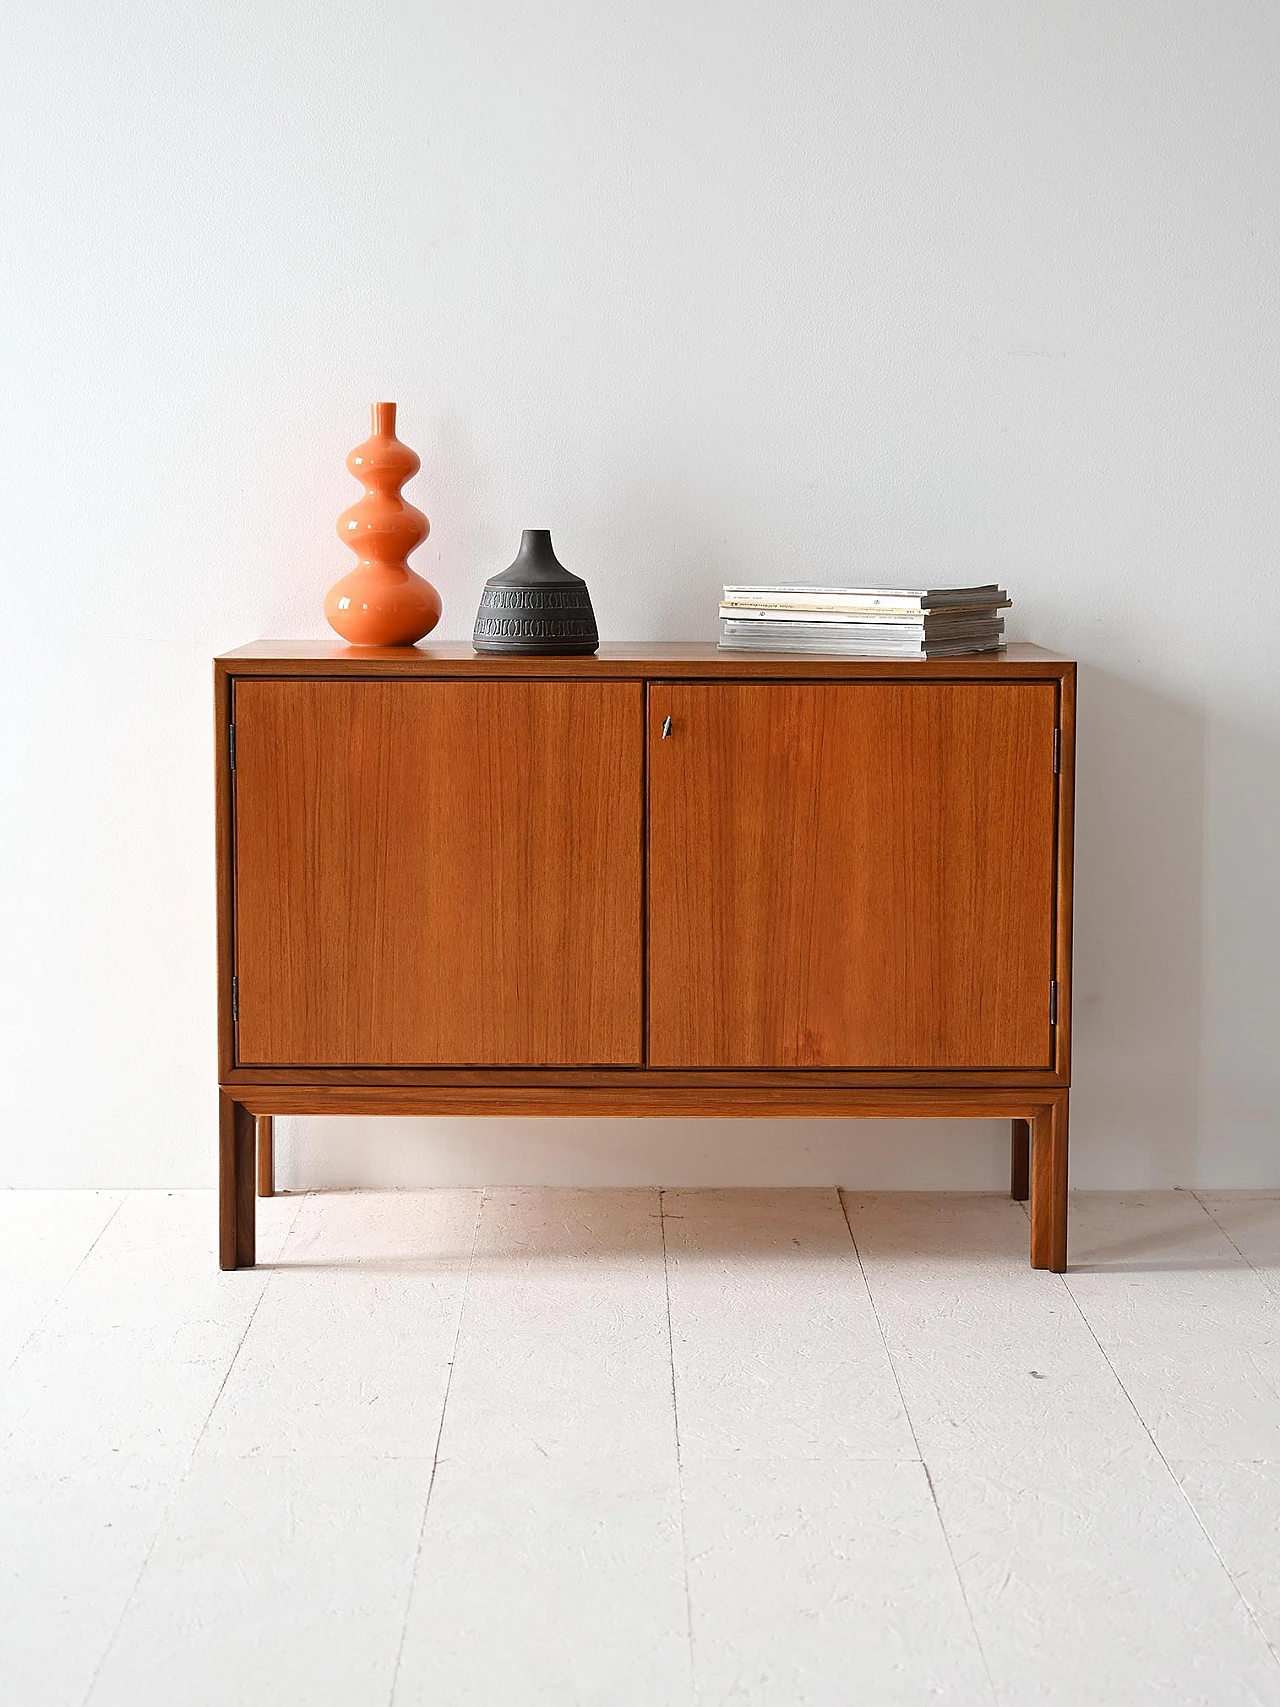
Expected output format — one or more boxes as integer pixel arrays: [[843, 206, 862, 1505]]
[[371, 401, 397, 437], [518, 529, 554, 559], [491, 528, 583, 587]]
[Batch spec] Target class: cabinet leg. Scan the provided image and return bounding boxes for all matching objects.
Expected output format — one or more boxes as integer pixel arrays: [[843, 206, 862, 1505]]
[[256, 1116, 275, 1197], [219, 1091, 256, 1270], [1010, 1118, 1030, 1201], [1029, 1093, 1069, 1271]]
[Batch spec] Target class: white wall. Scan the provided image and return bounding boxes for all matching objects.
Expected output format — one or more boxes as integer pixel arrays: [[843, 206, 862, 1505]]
[[2, 0, 1277, 1190]]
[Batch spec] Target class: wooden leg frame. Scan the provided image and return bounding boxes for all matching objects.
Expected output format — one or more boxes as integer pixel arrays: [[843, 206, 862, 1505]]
[[219, 1087, 1069, 1273], [1029, 1093, 1070, 1271], [218, 1090, 256, 1271], [1010, 1118, 1030, 1201], [256, 1116, 274, 1197]]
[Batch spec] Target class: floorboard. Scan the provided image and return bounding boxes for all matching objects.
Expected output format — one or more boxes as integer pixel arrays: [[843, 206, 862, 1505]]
[[2, 1187, 1279, 1706]]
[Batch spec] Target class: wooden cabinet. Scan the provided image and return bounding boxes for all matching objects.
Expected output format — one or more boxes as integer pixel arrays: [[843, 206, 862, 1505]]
[[217, 643, 1074, 1273]]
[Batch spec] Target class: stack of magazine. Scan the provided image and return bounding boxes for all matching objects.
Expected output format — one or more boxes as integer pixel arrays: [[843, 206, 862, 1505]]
[[718, 584, 1010, 657]]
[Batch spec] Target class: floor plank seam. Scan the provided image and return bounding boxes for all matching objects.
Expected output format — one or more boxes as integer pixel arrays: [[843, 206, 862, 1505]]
[[1178, 1193, 1280, 1669], [837, 1189, 1003, 1707], [385, 1185, 485, 1707], [1058, 1261, 1280, 1677], [658, 1188, 698, 1702], [187, 1190, 308, 1462], [1191, 1190, 1280, 1299], [75, 1189, 298, 1707], [2, 1192, 126, 1380]]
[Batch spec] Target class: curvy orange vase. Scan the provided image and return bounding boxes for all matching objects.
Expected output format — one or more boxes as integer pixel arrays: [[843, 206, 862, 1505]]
[[325, 402, 442, 645]]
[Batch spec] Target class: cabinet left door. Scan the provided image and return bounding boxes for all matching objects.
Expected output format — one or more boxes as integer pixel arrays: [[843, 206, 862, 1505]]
[[232, 678, 644, 1066]]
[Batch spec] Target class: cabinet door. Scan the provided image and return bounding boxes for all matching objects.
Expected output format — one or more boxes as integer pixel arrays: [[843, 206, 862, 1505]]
[[234, 679, 642, 1066], [648, 682, 1058, 1068]]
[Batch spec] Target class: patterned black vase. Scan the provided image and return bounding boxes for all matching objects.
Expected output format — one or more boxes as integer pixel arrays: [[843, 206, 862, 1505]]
[[472, 530, 599, 655]]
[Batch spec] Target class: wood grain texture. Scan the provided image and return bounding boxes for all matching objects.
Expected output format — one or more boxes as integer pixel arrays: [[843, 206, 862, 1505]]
[[255, 1116, 274, 1198], [215, 663, 236, 1080], [221, 1065, 1068, 1089], [227, 1084, 1055, 1120], [217, 641, 1070, 677], [1011, 1118, 1030, 1201], [648, 682, 1058, 1069], [1030, 1092, 1069, 1271], [233, 679, 643, 1067], [1053, 665, 1076, 1080], [218, 1091, 255, 1269]]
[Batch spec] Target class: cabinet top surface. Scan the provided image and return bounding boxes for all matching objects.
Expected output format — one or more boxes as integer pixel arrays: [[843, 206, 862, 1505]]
[[217, 640, 1073, 678]]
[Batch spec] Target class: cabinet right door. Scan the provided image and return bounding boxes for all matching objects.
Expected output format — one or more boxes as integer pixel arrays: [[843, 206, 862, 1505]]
[[647, 681, 1059, 1069]]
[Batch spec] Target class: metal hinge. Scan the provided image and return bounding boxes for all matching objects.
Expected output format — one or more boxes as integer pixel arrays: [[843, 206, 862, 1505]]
[[228, 723, 237, 771], [1052, 728, 1061, 775], [232, 976, 239, 1023], [1049, 979, 1059, 1025]]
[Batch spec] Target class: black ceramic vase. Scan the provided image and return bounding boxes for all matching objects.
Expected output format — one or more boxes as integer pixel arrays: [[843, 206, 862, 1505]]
[[472, 529, 599, 654]]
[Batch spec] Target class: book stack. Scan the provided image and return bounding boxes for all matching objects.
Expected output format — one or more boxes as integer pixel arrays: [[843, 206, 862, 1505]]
[[717, 584, 1011, 658]]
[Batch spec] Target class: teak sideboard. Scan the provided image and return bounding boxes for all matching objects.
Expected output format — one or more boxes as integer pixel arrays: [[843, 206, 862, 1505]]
[[215, 642, 1074, 1271]]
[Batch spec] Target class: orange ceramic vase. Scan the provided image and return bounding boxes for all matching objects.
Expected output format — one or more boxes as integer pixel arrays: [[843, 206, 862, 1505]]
[[325, 402, 442, 645]]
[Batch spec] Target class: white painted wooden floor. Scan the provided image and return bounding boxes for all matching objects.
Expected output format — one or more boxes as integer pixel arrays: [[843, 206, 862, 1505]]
[[2, 1188, 1280, 1706]]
